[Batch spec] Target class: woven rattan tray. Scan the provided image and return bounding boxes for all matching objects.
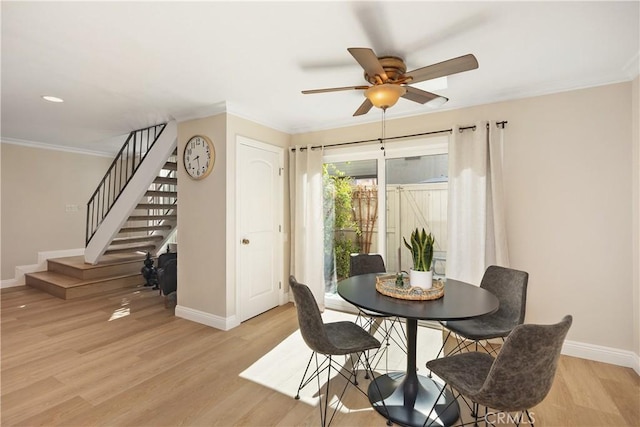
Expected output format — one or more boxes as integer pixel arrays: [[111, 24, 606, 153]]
[[375, 274, 444, 301]]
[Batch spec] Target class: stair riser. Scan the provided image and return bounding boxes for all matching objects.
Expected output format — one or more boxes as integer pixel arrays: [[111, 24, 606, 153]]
[[48, 259, 143, 280], [65, 275, 143, 299], [25, 275, 67, 299]]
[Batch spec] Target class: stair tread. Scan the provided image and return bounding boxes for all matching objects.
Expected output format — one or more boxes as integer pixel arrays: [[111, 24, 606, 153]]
[[145, 190, 177, 197], [26, 271, 141, 289], [128, 215, 177, 220], [112, 235, 164, 243], [163, 161, 177, 170], [104, 245, 156, 255], [111, 240, 162, 247], [154, 177, 177, 184], [136, 203, 176, 209], [49, 254, 145, 269], [120, 225, 172, 232]]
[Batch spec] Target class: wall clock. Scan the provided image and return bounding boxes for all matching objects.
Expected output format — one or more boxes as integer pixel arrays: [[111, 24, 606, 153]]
[[183, 135, 215, 180]]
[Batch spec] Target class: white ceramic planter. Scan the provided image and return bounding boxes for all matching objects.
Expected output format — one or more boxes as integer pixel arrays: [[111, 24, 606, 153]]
[[409, 269, 433, 289]]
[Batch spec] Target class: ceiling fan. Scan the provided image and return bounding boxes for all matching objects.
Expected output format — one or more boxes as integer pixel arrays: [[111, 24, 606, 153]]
[[302, 47, 479, 116]]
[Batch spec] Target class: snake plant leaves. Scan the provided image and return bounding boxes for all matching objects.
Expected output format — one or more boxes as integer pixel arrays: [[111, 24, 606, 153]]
[[403, 228, 435, 272]]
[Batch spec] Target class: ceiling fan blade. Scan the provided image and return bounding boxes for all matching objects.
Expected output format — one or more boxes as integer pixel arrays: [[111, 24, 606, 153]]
[[302, 85, 369, 94], [402, 86, 440, 104], [348, 48, 388, 81], [352, 3, 396, 56], [402, 13, 488, 55], [406, 54, 479, 84], [353, 98, 373, 116]]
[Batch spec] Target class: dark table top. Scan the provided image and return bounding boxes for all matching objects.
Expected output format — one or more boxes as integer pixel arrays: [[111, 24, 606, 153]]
[[337, 273, 499, 321]]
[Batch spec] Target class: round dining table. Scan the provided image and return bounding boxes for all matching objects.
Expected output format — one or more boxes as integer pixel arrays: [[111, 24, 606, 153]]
[[338, 273, 499, 427]]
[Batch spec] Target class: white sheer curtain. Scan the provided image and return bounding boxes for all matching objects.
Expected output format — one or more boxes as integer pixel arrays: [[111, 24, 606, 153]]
[[289, 146, 326, 309], [447, 121, 510, 285]]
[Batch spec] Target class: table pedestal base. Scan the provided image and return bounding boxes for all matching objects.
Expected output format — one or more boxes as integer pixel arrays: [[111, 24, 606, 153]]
[[368, 371, 459, 427]]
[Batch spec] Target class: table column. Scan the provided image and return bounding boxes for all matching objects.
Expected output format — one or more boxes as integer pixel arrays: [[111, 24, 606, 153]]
[[367, 318, 459, 427]]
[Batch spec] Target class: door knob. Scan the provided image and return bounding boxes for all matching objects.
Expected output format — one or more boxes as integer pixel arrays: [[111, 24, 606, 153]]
[[241, 238, 250, 245]]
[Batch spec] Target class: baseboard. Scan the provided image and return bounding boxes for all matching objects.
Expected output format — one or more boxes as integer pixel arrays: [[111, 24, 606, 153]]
[[562, 339, 639, 373], [280, 291, 290, 306], [2, 248, 86, 288], [1, 278, 21, 289], [35, 248, 85, 264], [175, 305, 240, 331]]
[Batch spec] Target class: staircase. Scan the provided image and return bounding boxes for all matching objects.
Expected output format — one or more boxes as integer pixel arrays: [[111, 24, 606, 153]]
[[25, 122, 179, 299], [84, 121, 178, 264], [102, 158, 177, 256]]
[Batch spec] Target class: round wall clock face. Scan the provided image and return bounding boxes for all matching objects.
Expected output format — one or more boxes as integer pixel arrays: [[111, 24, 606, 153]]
[[183, 135, 215, 180]]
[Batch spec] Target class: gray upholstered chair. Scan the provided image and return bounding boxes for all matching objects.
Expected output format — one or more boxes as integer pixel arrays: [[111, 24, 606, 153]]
[[436, 265, 529, 358], [289, 275, 390, 427], [349, 253, 386, 277], [424, 315, 572, 427], [349, 254, 407, 369]]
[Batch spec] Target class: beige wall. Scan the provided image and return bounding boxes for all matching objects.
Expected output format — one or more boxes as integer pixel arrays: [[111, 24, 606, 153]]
[[177, 113, 290, 321], [293, 82, 635, 352], [0, 143, 112, 280], [177, 115, 228, 316]]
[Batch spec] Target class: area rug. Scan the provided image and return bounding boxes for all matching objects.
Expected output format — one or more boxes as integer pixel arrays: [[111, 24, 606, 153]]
[[239, 310, 443, 411]]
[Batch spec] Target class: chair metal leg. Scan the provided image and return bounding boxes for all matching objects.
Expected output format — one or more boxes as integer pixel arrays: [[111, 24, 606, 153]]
[[362, 314, 408, 376], [295, 352, 315, 400], [422, 381, 448, 427], [361, 351, 393, 426], [320, 355, 332, 427], [428, 329, 452, 378], [296, 350, 387, 427]]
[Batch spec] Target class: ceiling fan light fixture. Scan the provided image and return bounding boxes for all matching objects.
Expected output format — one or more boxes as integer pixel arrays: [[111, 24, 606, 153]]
[[365, 84, 406, 109]]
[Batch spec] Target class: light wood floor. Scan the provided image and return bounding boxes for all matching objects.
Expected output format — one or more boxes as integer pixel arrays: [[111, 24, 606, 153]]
[[1, 285, 638, 426]]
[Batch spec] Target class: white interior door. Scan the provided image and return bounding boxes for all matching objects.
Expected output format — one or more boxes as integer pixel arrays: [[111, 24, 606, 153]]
[[237, 138, 283, 322]]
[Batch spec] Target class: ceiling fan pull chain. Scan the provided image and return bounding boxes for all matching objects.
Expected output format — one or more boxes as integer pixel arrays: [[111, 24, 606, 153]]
[[380, 109, 387, 156]]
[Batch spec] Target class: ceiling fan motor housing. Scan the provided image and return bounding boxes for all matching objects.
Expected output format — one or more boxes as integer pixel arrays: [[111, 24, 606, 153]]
[[365, 56, 407, 84]]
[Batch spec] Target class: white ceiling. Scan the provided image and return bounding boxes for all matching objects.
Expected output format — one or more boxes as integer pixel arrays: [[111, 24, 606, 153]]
[[2, 1, 638, 155]]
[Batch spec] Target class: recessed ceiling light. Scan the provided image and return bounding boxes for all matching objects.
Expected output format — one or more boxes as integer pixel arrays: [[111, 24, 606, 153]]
[[42, 95, 64, 103]]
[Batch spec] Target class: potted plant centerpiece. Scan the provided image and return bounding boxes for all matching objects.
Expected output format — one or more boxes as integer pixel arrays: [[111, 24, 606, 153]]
[[403, 228, 435, 289]]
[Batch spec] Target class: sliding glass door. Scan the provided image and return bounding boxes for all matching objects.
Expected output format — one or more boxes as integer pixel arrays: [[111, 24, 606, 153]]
[[323, 159, 378, 294], [385, 154, 448, 277], [323, 136, 449, 301]]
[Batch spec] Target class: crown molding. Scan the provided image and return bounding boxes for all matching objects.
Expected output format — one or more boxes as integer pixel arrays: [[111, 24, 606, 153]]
[[172, 101, 228, 123], [0, 137, 114, 157], [224, 102, 291, 134]]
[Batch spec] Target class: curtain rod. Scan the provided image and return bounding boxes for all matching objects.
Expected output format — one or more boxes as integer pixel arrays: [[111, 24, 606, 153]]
[[291, 121, 508, 152], [459, 121, 508, 132]]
